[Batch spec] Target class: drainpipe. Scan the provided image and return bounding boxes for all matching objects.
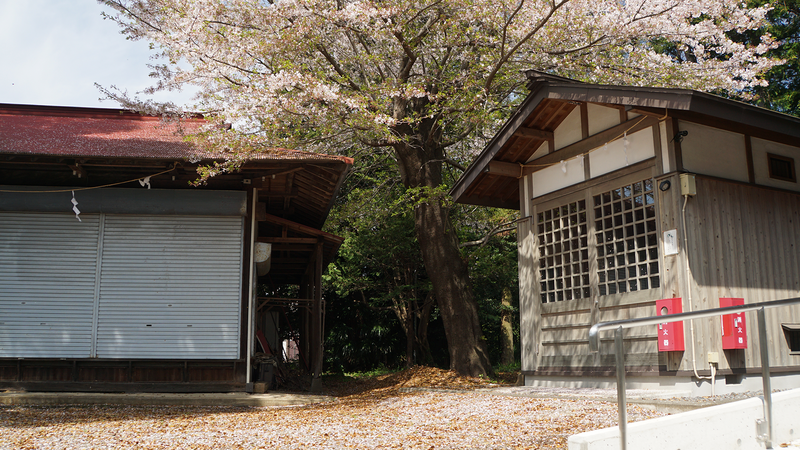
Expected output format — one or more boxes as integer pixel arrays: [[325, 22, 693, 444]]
[[681, 194, 713, 385]]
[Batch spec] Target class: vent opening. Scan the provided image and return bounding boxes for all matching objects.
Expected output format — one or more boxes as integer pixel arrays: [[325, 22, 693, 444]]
[[768, 153, 797, 183], [782, 323, 800, 355]]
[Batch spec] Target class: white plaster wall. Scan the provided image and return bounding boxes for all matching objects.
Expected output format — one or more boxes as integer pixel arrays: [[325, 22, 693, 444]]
[[626, 111, 641, 120], [587, 103, 621, 136], [751, 137, 800, 193], [528, 141, 549, 161], [589, 127, 655, 178], [532, 158, 586, 198], [679, 121, 749, 182], [554, 107, 582, 150]]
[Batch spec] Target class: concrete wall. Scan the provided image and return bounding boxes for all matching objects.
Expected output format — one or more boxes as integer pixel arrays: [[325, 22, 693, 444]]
[[569, 388, 800, 449]]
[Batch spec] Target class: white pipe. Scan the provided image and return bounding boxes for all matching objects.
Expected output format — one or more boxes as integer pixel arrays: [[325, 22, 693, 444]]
[[681, 193, 712, 382], [711, 363, 716, 396], [246, 189, 258, 385]]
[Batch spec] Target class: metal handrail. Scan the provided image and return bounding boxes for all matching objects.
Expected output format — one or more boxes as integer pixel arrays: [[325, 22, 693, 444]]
[[588, 296, 800, 450]]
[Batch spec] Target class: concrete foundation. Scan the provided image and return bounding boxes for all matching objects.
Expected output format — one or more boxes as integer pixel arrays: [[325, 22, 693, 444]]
[[568, 388, 800, 450], [525, 372, 800, 397]]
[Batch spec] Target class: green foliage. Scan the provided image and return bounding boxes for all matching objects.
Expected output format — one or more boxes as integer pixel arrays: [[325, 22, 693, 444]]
[[323, 294, 405, 373], [343, 365, 402, 379], [455, 205, 521, 366], [742, 0, 800, 116], [322, 150, 448, 372], [494, 361, 521, 374]]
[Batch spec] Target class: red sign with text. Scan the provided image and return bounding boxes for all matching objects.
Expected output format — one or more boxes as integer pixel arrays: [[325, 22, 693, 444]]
[[720, 298, 747, 349], [656, 298, 685, 352]]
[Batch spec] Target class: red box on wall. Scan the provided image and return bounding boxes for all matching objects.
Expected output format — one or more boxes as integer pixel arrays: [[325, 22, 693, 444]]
[[720, 298, 747, 349], [656, 298, 685, 352]]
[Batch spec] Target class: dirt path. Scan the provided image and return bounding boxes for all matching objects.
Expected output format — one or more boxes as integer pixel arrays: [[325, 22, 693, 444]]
[[0, 367, 666, 449]]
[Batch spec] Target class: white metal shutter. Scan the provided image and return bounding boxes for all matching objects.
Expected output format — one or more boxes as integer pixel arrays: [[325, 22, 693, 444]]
[[95, 215, 243, 359], [0, 212, 100, 358]]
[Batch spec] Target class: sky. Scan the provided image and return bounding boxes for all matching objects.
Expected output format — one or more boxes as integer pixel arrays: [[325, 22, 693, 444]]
[[0, 0, 195, 109]]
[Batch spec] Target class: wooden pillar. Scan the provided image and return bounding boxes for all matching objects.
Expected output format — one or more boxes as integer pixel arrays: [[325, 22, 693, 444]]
[[310, 239, 324, 392], [299, 272, 311, 372]]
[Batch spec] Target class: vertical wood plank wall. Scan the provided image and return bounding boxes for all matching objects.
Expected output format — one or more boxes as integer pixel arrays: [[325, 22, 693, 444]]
[[523, 171, 800, 374], [518, 176, 539, 372], [682, 176, 800, 371], [515, 104, 800, 376]]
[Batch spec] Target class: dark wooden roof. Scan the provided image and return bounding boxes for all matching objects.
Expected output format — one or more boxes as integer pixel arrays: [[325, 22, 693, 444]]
[[0, 103, 352, 229], [451, 76, 800, 210], [0, 103, 353, 286]]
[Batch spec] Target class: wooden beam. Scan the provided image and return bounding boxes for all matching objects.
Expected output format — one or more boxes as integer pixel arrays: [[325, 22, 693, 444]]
[[485, 160, 522, 178], [271, 244, 315, 252], [514, 126, 554, 140], [261, 213, 344, 243], [670, 118, 685, 172], [627, 106, 670, 118], [257, 237, 319, 244], [523, 115, 658, 176], [580, 103, 591, 180], [745, 135, 755, 183], [255, 202, 267, 221]]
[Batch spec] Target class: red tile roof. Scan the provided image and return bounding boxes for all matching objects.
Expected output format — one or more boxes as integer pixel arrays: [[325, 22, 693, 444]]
[[0, 104, 353, 164]]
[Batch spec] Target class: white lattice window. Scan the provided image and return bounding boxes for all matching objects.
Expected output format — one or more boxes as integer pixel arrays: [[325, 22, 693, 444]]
[[535, 176, 661, 303], [593, 179, 660, 295], [537, 200, 590, 303]]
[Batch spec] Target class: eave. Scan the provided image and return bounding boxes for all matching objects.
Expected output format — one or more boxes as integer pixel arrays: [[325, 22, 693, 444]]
[[451, 79, 800, 210]]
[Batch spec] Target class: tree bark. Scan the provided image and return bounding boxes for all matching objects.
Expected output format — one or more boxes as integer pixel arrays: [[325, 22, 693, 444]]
[[500, 286, 515, 367], [415, 199, 494, 377], [391, 112, 493, 378], [405, 301, 414, 368], [414, 292, 435, 366]]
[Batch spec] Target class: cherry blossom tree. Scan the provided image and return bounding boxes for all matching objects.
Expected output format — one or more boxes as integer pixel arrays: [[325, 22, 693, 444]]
[[100, 0, 777, 377]]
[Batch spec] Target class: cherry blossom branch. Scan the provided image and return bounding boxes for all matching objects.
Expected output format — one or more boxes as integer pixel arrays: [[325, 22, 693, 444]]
[[484, 0, 570, 91]]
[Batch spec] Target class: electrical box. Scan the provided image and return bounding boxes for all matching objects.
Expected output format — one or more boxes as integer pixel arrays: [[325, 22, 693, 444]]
[[680, 173, 696, 196], [656, 298, 685, 352], [720, 298, 747, 349]]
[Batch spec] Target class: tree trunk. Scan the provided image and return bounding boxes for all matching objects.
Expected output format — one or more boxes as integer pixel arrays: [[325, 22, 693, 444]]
[[500, 286, 515, 367], [415, 199, 494, 377], [391, 112, 493, 378], [414, 292, 435, 366], [405, 301, 414, 368]]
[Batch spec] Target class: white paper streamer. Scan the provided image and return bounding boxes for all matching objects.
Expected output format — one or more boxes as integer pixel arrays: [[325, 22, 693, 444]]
[[71, 191, 81, 222], [623, 131, 629, 166], [139, 176, 151, 189], [560, 160, 567, 173]]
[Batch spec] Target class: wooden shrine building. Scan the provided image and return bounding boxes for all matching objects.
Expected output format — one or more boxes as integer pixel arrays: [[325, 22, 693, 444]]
[[0, 104, 351, 392], [452, 72, 800, 394]]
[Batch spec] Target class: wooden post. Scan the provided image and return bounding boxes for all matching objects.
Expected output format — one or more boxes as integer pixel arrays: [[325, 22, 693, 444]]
[[310, 239, 324, 392]]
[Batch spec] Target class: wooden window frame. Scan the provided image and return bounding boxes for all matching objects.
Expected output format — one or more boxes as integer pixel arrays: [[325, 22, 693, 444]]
[[767, 153, 797, 183], [531, 166, 662, 305], [536, 199, 590, 303], [593, 178, 660, 296]]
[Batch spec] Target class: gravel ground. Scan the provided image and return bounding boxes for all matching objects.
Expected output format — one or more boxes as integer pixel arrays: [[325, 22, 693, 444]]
[[0, 391, 665, 450]]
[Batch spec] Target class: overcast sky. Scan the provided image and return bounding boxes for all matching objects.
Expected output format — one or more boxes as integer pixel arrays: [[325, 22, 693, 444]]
[[0, 0, 195, 109]]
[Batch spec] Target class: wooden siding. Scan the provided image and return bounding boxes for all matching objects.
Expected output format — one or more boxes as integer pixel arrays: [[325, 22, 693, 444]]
[[0, 359, 245, 385], [522, 169, 800, 375], [751, 137, 800, 193], [525, 165, 664, 371], [679, 176, 800, 371]]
